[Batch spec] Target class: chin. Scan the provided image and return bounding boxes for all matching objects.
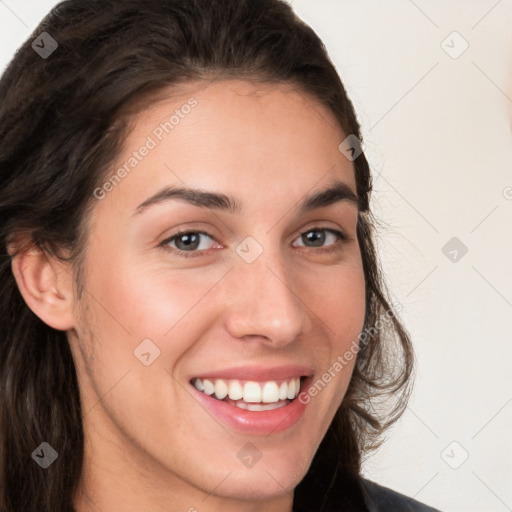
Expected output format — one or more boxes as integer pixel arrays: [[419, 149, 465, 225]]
[[210, 454, 311, 501]]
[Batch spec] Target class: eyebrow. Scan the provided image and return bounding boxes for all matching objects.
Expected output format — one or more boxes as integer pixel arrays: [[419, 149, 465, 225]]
[[133, 179, 360, 216]]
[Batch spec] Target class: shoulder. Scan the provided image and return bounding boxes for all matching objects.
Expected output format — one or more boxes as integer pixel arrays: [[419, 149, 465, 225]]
[[359, 477, 442, 512]]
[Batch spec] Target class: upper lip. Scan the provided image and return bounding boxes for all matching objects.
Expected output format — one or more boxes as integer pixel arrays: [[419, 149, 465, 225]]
[[190, 364, 314, 383]]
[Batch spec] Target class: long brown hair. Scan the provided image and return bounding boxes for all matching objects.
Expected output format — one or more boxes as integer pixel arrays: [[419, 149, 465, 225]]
[[0, 1, 414, 510]]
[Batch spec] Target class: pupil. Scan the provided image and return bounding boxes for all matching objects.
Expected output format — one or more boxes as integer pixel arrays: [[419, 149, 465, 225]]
[[304, 230, 324, 247], [177, 233, 199, 250]]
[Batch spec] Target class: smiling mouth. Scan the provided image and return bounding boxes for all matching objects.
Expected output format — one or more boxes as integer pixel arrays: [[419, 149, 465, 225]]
[[191, 376, 305, 411]]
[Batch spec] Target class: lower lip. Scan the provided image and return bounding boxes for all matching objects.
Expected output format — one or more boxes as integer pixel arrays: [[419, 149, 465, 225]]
[[190, 376, 313, 436]]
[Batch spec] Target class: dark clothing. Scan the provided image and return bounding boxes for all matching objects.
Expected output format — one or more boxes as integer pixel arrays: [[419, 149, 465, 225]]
[[292, 473, 441, 512], [361, 478, 441, 512], [291, 427, 441, 512]]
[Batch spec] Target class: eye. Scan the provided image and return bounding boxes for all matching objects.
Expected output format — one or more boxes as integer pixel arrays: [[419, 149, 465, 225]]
[[160, 230, 218, 257], [292, 227, 347, 252], [159, 226, 348, 259]]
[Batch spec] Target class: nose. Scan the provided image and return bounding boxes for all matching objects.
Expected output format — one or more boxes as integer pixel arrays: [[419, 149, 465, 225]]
[[223, 249, 309, 348]]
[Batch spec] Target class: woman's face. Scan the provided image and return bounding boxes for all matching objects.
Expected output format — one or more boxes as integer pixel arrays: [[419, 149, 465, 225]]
[[69, 80, 366, 511]]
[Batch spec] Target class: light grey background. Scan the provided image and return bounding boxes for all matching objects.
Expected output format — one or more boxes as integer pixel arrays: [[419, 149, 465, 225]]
[[1, 1, 511, 511]]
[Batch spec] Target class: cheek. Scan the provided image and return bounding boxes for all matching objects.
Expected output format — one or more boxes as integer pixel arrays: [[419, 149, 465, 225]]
[[298, 258, 366, 410], [80, 235, 366, 384], [87, 251, 229, 338], [304, 258, 366, 344], [83, 243, 366, 363]]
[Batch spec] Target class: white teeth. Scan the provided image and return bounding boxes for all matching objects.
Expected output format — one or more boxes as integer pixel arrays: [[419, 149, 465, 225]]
[[243, 381, 262, 403], [287, 378, 297, 400], [261, 381, 279, 403], [192, 376, 302, 404], [278, 381, 288, 400], [235, 401, 289, 411], [203, 379, 215, 395], [214, 379, 228, 400], [228, 380, 243, 400]]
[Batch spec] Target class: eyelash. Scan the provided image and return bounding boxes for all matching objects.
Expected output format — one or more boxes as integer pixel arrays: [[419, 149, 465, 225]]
[[159, 226, 349, 259]]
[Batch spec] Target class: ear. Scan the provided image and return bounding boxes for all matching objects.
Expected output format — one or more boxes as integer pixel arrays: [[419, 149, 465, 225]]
[[9, 241, 76, 331]]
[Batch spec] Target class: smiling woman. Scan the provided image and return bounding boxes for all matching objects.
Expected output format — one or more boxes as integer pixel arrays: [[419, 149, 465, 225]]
[[0, 1, 439, 512]]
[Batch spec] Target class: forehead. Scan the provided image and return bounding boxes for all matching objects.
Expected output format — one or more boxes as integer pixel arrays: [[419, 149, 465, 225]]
[[92, 79, 357, 220]]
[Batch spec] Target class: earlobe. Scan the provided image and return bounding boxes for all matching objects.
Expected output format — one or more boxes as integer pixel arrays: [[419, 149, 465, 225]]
[[9, 243, 76, 331]]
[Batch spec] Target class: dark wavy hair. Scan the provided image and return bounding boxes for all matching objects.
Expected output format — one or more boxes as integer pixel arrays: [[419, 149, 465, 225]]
[[0, 1, 414, 510]]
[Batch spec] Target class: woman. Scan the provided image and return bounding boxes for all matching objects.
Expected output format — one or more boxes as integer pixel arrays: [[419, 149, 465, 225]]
[[0, 1, 441, 511]]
